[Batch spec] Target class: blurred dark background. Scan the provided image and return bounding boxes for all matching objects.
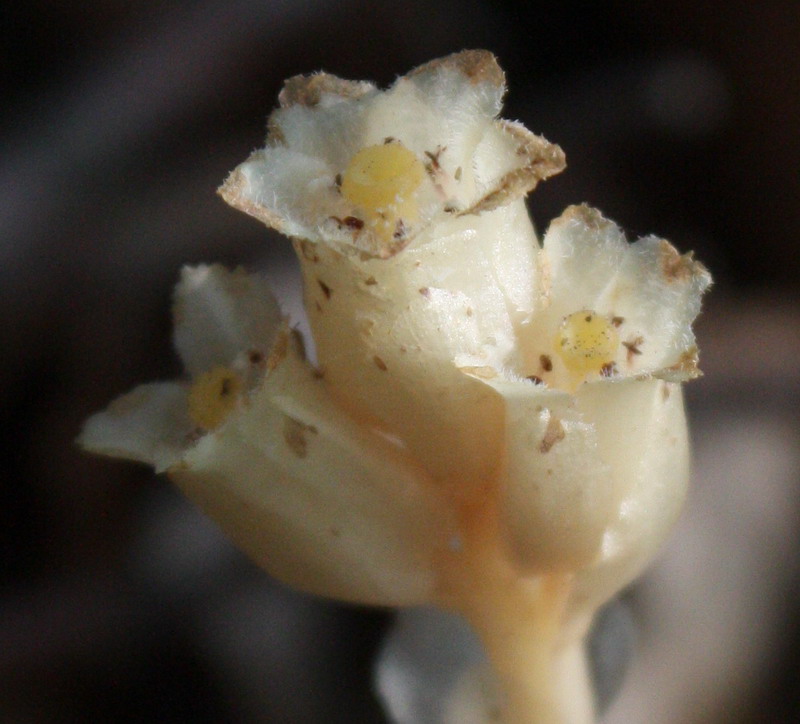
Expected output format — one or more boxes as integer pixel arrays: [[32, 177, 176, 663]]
[[2, 1, 798, 722]]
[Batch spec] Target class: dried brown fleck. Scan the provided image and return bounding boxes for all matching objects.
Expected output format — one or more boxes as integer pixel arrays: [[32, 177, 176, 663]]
[[660, 240, 694, 282], [558, 204, 614, 233], [418, 287, 430, 297], [283, 416, 318, 458], [343, 216, 364, 230], [384, 136, 396, 144], [539, 415, 566, 453], [248, 349, 264, 365], [408, 50, 504, 88], [317, 278, 332, 299], [539, 354, 553, 372], [266, 117, 286, 146], [266, 331, 289, 371], [279, 72, 373, 108], [465, 307, 473, 317], [330, 215, 364, 232], [296, 239, 319, 263], [364, 275, 378, 286], [611, 316, 624, 328], [666, 347, 701, 378], [461, 122, 566, 216], [373, 355, 388, 371], [424, 146, 445, 175], [454, 166, 462, 181], [662, 382, 672, 400], [623, 336, 644, 364], [600, 361, 618, 377], [393, 218, 407, 239], [334, 173, 342, 189]]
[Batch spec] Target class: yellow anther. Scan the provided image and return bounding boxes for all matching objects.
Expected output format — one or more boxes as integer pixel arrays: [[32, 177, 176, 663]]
[[554, 310, 619, 375], [187, 366, 242, 430]]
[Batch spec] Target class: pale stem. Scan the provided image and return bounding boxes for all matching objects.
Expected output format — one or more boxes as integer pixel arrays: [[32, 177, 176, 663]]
[[441, 514, 595, 724], [463, 574, 594, 724]]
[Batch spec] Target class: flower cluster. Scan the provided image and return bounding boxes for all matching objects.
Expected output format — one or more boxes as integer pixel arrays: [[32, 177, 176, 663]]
[[81, 51, 710, 722]]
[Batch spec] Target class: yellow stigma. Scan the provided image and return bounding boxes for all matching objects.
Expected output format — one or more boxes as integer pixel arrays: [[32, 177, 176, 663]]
[[341, 142, 425, 210], [340, 141, 425, 239], [554, 310, 619, 375], [187, 366, 242, 430]]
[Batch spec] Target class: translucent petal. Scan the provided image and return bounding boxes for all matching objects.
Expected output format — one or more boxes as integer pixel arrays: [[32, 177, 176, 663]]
[[78, 382, 191, 473], [173, 264, 281, 378]]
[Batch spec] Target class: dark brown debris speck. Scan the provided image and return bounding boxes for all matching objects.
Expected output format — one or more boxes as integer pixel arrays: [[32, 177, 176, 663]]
[[539, 415, 566, 453], [283, 416, 319, 458], [600, 361, 618, 377], [623, 336, 644, 364]]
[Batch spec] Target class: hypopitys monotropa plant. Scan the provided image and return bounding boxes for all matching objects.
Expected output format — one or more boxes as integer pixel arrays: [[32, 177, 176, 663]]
[[81, 50, 711, 723]]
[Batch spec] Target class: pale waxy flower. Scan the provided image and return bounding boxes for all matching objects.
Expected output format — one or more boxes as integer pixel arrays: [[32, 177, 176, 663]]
[[81, 50, 711, 723]]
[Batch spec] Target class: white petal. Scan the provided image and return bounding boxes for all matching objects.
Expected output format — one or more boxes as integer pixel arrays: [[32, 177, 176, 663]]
[[275, 78, 377, 163], [219, 51, 563, 258], [617, 234, 710, 378], [172, 264, 281, 377], [466, 120, 565, 215], [172, 334, 452, 606], [224, 148, 345, 241], [543, 205, 629, 305], [529, 205, 711, 383], [78, 382, 191, 473]]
